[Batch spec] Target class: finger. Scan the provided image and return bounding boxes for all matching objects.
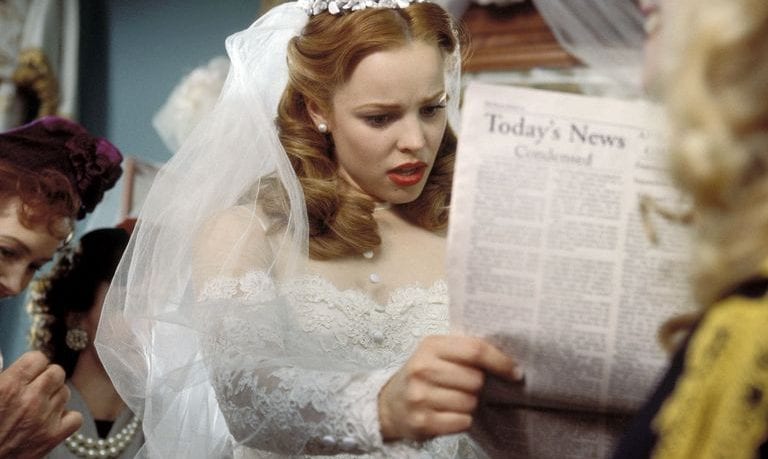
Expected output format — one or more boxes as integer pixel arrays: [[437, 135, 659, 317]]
[[410, 358, 485, 392], [434, 336, 523, 381], [48, 382, 71, 415], [4, 351, 49, 384], [29, 363, 67, 396], [53, 410, 84, 443], [423, 386, 479, 413], [413, 411, 474, 440]]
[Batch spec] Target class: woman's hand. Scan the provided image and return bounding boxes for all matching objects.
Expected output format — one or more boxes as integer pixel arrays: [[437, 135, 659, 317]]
[[0, 351, 83, 459], [377, 335, 523, 442]]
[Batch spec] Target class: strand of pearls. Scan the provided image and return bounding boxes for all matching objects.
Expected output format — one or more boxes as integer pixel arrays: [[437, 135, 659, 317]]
[[64, 415, 140, 458]]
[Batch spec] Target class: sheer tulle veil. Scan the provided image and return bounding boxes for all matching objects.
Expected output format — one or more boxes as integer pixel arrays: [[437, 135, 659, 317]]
[[95, 4, 308, 457], [533, 0, 646, 91], [94, 1, 462, 457]]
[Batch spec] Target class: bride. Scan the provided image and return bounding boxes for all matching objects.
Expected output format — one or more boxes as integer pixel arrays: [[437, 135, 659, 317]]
[[96, 1, 521, 457]]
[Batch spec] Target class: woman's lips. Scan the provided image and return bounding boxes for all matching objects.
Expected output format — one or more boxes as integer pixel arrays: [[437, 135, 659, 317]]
[[387, 162, 427, 186]]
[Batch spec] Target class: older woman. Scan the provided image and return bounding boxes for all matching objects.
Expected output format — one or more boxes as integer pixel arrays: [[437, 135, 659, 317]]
[[0, 116, 122, 458]]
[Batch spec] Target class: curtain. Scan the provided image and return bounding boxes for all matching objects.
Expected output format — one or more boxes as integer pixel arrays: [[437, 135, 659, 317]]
[[0, 0, 80, 130]]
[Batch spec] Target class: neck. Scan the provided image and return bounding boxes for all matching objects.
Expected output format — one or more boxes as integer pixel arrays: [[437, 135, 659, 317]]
[[70, 347, 125, 421]]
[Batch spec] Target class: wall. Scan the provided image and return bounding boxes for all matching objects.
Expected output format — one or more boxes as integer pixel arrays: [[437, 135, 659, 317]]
[[1, 0, 260, 366], [85, 0, 260, 163]]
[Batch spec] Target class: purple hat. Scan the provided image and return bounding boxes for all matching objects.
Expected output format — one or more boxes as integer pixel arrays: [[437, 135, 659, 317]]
[[0, 116, 123, 219]]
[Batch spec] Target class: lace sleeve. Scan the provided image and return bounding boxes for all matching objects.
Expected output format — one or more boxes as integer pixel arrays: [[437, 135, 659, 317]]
[[198, 272, 407, 455], [193, 208, 421, 456]]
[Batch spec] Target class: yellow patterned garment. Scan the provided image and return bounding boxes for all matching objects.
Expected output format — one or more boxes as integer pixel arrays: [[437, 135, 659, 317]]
[[651, 293, 768, 459]]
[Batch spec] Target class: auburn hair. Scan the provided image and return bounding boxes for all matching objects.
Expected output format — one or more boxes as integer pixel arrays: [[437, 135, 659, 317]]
[[0, 160, 78, 238], [271, 2, 465, 260]]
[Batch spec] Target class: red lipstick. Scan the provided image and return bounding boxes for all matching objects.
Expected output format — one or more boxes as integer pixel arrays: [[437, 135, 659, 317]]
[[387, 161, 427, 187]]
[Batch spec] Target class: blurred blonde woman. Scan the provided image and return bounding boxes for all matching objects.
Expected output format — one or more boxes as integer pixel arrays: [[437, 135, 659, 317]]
[[613, 0, 768, 458]]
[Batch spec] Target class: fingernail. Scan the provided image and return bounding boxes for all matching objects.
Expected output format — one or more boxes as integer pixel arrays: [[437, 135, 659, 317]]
[[512, 366, 525, 382]]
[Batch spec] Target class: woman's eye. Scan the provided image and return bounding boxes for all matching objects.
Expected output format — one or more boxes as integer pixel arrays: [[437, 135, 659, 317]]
[[27, 263, 42, 273], [421, 104, 446, 118], [364, 114, 392, 128], [0, 247, 16, 259]]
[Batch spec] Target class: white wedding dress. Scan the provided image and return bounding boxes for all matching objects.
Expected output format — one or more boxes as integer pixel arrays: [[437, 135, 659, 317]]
[[94, 5, 476, 455], [190, 205, 488, 458]]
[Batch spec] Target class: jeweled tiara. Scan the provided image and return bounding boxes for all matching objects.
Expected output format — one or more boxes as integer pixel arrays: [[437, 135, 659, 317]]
[[299, 0, 426, 16]]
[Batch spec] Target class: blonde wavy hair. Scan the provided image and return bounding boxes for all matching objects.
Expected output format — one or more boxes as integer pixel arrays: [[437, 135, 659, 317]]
[[269, 3, 465, 260], [663, 0, 768, 307]]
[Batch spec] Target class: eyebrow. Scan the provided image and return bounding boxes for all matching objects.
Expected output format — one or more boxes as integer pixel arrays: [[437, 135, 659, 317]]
[[0, 235, 54, 265], [355, 90, 447, 111], [0, 236, 30, 254], [0, 235, 53, 265]]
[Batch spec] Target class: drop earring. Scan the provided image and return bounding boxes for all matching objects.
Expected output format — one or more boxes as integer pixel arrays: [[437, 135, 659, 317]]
[[318, 123, 328, 133]]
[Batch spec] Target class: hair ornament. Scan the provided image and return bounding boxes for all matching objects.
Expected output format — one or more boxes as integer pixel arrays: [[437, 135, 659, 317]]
[[0, 116, 123, 219], [299, 0, 426, 16]]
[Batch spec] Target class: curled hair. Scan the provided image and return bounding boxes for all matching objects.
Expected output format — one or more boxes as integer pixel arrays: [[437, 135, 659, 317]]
[[0, 116, 123, 220], [27, 228, 129, 377], [0, 160, 77, 238], [662, 0, 768, 306], [272, 3, 465, 260]]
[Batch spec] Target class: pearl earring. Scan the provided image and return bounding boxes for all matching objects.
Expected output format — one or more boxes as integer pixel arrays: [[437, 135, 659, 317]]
[[318, 123, 328, 133], [65, 326, 89, 351]]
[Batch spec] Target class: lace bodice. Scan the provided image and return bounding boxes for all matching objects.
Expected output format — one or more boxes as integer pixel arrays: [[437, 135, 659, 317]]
[[283, 274, 449, 367], [200, 271, 485, 458]]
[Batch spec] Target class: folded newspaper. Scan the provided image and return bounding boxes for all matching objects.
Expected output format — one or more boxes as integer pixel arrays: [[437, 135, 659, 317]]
[[447, 82, 696, 458]]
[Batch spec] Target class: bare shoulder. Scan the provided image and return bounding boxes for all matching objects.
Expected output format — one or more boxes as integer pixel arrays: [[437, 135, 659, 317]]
[[193, 204, 275, 279], [200, 204, 270, 238]]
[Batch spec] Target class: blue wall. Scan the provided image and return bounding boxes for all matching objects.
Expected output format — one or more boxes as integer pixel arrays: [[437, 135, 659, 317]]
[[1, 0, 261, 367], [86, 0, 260, 163]]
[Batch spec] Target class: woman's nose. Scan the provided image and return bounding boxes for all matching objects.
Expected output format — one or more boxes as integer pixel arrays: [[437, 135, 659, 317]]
[[0, 266, 29, 296], [396, 117, 427, 153]]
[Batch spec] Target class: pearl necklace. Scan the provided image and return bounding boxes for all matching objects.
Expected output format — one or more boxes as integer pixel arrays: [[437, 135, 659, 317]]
[[64, 415, 140, 458]]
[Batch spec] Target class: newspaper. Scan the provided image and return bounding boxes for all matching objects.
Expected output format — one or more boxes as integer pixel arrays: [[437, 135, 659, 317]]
[[447, 82, 696, 458]]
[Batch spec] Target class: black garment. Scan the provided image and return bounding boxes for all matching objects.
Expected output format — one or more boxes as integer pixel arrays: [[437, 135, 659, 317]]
[[94, 419, 114, 439], [610, 337, 686, 458]]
